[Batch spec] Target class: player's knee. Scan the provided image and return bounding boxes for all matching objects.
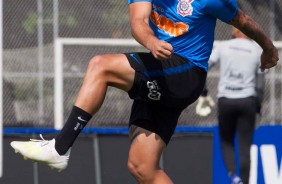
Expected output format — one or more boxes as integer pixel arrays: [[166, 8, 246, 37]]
[[127, 160, 152, 182], [88, 55, 107, 75], [127, 160, 144, 179]]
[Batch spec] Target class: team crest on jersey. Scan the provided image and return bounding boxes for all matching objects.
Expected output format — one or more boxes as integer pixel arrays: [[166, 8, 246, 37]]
[[177, 0, 194, 17]]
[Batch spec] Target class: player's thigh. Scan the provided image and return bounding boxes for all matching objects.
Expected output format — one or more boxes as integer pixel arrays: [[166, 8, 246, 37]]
[[237, 97, 256, 139], [218, 98, 237, 140], [92, 53, 135, 91], [128, 125, 165, 168]]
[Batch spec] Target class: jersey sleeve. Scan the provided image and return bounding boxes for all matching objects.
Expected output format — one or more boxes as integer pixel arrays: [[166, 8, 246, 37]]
[[128, 0, 152, 4], [204, 0, 238, 23]]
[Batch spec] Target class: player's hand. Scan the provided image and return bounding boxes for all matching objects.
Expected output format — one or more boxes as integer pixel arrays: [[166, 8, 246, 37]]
[[260, 46, 279, 72], [196, 95, 215, 117], [149, 39, 173, 60]]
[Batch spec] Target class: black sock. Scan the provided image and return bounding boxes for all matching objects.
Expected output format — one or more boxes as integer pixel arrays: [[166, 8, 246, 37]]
[[55, 106, 92, 155]]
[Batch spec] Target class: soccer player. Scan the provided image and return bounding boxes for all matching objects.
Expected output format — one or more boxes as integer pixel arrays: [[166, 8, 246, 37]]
[[11, 0, 278, 184], [196, 27, 266, 184]]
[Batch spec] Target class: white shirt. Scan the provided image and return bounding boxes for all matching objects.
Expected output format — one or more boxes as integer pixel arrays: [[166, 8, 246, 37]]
[[209, 38, 263, 99]]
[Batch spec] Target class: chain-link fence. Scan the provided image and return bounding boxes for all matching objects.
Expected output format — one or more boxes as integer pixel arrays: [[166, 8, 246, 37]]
[[2, 0, 282, 128]]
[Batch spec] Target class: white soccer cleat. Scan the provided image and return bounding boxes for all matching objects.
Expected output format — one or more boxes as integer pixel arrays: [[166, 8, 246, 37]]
[[10, 134, 71, 171]]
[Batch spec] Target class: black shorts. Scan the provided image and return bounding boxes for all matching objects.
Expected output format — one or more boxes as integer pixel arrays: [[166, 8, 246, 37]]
[[125, 52, 207, 144]]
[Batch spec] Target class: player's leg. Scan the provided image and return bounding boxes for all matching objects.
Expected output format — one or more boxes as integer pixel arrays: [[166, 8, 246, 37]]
[[237, 97, 256, 184], [127, 98, 183, 184], [54, 54, 135, 155], [128, 125, 172, 184], [10, 53, 135, 170], [218, 98, 238, 177], [74, 54, 135, 114]]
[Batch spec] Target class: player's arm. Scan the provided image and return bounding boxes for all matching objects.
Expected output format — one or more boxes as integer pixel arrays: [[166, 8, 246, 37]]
[[128, 2, 173, 60], [230, 9, 279, 71]]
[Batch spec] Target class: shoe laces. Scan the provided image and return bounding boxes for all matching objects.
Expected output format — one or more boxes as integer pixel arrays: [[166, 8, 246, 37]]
[[29, 134, 49, 146]]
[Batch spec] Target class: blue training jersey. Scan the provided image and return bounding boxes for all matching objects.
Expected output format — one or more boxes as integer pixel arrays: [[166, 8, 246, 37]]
[[128, 0, 238, 71]]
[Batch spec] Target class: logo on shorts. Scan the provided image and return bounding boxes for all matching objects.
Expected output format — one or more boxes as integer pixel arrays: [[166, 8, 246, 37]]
[[177, 0, 194, 17], [147, 80, 161, 100]]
